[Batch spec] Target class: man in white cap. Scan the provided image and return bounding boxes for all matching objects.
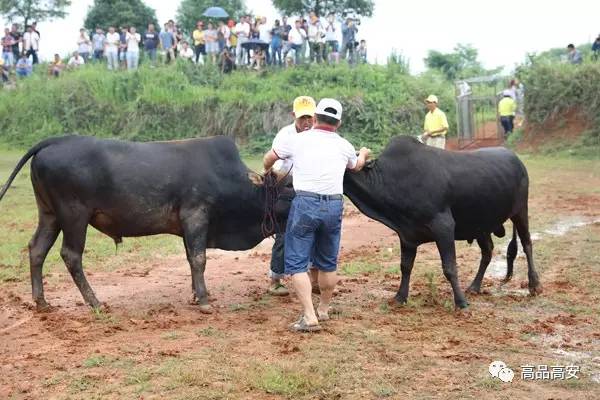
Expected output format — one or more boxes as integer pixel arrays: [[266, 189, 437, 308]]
[[421, 94, 449, 149], [267, 96, 317, 296], [263, 98, 370, 332]]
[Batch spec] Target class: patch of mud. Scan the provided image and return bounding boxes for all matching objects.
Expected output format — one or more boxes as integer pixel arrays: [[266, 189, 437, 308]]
[[488, 216, 600, 279]]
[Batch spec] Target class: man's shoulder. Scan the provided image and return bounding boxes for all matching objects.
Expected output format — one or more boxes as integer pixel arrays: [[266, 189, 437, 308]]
[[274, 123, 296, 140]]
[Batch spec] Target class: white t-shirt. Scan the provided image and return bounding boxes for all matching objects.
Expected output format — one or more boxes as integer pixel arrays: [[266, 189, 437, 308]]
[[271, 123, 298, 174], [23, 31, 40, 51], [126, 32, 141, 52], [180, 47, 194, 60], [288, 27, 306, 46], [68, 56, 85, 67], [258, 24, 271, 43], [273, 128, 358, 195], [105, 32, 120, 52], [235, 22, 250, 40], [77, 33, 91, 53]]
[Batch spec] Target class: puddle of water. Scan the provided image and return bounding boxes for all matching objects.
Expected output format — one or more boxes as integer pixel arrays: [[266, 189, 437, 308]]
[[486, 216, 600, 279]]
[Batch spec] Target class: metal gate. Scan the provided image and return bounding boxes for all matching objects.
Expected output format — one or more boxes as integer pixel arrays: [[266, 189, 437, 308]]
[[455, 75, 505, 149]]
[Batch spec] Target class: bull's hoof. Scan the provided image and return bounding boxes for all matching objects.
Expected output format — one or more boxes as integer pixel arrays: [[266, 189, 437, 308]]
[[529, 284, 543, 296], [465, 285, 481, 295], [455, 300, 469, 309], [389, 296, 407, 307], [35, 301, 55, 313], [502, 275, 513, 284], [198, 304, 213, 314]]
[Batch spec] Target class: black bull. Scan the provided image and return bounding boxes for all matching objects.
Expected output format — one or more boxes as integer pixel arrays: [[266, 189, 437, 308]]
[[343, 136, 542, 309], [0, 136, 292, 312]]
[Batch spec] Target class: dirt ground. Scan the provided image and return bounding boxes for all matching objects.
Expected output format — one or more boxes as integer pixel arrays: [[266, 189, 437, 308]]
[[1, 157, 600, 399]]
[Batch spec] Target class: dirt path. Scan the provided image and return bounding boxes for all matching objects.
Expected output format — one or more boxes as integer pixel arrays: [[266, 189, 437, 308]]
[[1, 183, 599, 399]]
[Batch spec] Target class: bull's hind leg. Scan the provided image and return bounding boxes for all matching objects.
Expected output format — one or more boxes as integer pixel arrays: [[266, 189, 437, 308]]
[[466, 233, 494, 294], [512, 209, 542, 295], [393, 240, 417, 304], [504, 226, 518, 282], [29, 211, 60, 310], [180, 208, 211, 313], [432, 211, 469, 309], [59, 213, 101, 308]]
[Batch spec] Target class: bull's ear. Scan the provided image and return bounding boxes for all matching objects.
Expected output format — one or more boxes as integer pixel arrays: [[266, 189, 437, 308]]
[[248, 171, 264, 186]]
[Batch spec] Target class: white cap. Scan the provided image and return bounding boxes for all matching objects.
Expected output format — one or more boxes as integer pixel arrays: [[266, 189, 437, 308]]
[[316, 98, 343, 121], [502, 89, 512, 97]]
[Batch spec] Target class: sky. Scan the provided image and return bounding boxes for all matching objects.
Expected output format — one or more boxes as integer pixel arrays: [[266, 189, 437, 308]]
[[17, 0, 600, 73]]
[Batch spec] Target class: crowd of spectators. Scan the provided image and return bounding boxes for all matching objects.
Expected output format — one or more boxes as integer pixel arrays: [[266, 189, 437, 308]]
[[1, 11, 368, 83]]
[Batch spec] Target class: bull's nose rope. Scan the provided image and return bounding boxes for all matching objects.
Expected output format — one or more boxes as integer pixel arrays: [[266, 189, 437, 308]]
[[261, 171, 280, 238]]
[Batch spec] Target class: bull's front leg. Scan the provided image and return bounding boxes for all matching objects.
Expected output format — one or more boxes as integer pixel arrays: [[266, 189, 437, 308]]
[[181, 208, 212, 314], [393, 239, 417, 304], [432, 212, 469, 309]]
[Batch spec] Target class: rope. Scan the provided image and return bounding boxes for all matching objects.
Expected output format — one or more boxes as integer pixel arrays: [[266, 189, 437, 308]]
[[260, 167, 293, 238]]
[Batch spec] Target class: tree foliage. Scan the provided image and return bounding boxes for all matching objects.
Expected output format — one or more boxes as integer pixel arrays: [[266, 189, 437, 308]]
[[84, 0, 158, 31], [0, 0, 71, 27], [424, 44, 487, 81], [176, 0, 247, 33], [272, 0, 374, 18]]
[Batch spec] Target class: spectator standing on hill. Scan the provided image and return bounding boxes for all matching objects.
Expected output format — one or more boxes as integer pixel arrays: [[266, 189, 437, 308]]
[[234, 16, 250, 65], [308, 12, 325, 63], [592, 36, 600, 61], [324, 13, 339, 63], [77, 28, 92, 62], [421, 95, 449, 149], [217, 20, 230, 53], [126, 27, 141, 70], [192, 21, 205, 65], [286, 19, 306, 65], [270, 19, 283, 66], [341, 18, 358, 64], [67, 51, 85, 69], [15, 52, 32, 77], [1, 57, 9, 83], [567, 44, 582, 64], [48, 53, 63, 77], [10, 24, 21, 62], [160, 23, 175, 63], [143, 24, 160, 66], [204, 22, 219, 64], [498, 90, 517, 138], [258, 17, 272, 64], [23, 25, 40, 64], [118, 26, 128, 68], [92, 27, 105, 61], [104, 26, 120, 70], [2, 28, 15, 67], [174, 27, 184, 58]]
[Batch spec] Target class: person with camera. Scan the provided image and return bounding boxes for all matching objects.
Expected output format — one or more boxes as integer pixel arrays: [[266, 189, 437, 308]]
[[324, 13, 339, 64], [341, 17, 358, 64]]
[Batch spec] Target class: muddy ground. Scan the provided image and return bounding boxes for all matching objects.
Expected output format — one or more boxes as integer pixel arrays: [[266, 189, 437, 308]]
[[1, 156, 599, 399]]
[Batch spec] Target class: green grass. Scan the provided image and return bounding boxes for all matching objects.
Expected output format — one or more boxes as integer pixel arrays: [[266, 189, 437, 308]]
[[340, 260, 382, 276]]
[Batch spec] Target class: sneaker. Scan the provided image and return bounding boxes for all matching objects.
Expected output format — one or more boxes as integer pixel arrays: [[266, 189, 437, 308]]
[[268, 282, 289, 296]]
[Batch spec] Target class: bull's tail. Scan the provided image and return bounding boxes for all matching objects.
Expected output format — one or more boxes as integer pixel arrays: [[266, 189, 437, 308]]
[[504, 223, 518, 282], [0, 137, 70, 203]]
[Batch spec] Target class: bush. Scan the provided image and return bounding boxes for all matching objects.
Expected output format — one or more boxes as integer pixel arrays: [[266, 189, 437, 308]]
[[0, 62, 455, 153]]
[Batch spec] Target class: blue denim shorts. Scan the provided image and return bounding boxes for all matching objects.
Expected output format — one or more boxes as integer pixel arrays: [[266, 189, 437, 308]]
[[284, 193, 343, 275]]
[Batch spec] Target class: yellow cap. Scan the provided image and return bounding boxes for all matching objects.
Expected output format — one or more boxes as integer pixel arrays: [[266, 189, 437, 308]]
[[425, 94, 439, 104], [293, 96, 316, 118]]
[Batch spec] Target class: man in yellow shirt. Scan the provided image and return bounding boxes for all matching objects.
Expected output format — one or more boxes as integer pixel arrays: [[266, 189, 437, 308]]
[[421, 94, 449, 149], [498, 90, 517, 138], [192, 21, 205, 64]]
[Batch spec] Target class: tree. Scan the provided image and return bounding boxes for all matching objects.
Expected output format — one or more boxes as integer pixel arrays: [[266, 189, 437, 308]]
[[424, 43, 485, 81], [84, 0, 158, 32], [176, 0, 247, 34], [272, 0, 374, 18], [0, 0, 71, 27]]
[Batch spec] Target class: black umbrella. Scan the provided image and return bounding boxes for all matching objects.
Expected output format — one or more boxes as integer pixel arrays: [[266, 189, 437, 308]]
[[241, 39, 270, 51]]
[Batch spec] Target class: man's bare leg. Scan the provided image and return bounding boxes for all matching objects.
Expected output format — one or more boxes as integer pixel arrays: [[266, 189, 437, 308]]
[[317, 270, 337, 318], [291, 272, 318, 325], [309, 267, 319, 293]]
